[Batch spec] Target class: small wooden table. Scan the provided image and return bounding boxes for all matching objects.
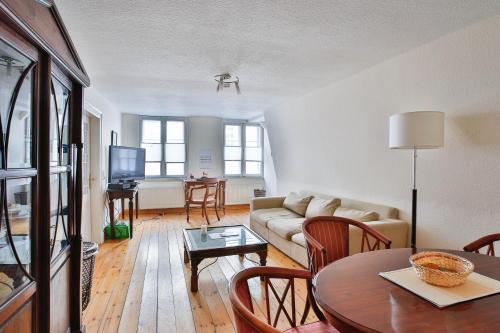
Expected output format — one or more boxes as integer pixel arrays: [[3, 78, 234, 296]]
[[313, 248, 500, 333], [182, 225, 267, 292], [106, 187, 139, 239]]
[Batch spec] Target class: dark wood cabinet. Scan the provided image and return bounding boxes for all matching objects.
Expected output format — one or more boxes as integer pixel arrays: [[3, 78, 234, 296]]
[[0, 1, 89, 332]]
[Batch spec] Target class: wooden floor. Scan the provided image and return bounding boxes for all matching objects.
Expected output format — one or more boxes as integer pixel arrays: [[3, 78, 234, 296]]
[[84, 206, 317, 333]]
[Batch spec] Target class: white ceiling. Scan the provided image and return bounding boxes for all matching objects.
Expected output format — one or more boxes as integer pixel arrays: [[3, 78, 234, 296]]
[[56, 0, 500, 119]]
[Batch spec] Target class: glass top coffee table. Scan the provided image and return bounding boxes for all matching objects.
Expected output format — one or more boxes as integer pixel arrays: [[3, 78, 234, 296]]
[[183, 224, 268, 292]]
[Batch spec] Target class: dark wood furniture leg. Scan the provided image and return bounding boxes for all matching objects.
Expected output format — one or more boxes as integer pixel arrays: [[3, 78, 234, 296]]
[[184, 245, 189, 263], [135, 191, 139, 219], [129, 197, 134, 238], [258, 250, 267, 281], [109, 197, 115, 239], [121, 197, 125, 218], [190, 258, 201, 292]]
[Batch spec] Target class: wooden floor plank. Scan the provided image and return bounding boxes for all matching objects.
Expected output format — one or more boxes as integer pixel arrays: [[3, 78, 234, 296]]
[[157, 221, 177, 333], [138, 221, 160, 333]]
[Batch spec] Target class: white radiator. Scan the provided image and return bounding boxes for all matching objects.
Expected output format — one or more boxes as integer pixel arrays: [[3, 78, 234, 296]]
[[138, 178, 265, 209]]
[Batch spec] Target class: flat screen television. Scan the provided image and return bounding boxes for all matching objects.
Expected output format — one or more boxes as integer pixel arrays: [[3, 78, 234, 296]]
[[108, 146, 146, 183]]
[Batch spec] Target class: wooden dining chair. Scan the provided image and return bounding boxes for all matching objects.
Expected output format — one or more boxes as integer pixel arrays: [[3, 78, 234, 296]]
[[229, 266, 340, 333], [185, 179, 220, 224], [463, 233, 500, 256], [300, 216, 392, 324]]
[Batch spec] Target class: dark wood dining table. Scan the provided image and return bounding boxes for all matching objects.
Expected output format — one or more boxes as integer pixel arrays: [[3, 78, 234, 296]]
[[313, 248, 500, 333]]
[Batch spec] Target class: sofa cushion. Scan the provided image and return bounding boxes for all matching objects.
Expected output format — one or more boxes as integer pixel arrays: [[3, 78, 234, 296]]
[[333, 207, 379, 222], [250, 208, 301, 227], [283, 193, 313, 216], [305, 197, 341, 218], [267, 218, 305, 240], [291, 233, 307, 248]]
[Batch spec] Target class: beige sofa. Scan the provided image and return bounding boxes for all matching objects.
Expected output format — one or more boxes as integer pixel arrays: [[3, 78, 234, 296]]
[[250, 191, 408, 267]]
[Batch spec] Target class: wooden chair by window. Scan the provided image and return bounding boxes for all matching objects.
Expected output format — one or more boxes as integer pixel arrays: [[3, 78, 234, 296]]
[[186, 179, 220, 224], [463, 233, 500, 256], [301, 216, 392, 324], [229, 266, 339, 333]]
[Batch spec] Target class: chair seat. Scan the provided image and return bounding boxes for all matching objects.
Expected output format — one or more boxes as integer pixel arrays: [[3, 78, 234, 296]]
[[188, 199, 216, 205], [284, 321, 339, 333]]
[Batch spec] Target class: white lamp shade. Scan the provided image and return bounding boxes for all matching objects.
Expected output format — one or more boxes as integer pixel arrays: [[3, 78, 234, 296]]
[[389, 111, 444, 149]]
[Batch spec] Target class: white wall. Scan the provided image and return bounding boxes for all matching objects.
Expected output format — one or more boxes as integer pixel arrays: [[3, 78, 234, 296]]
[[122, 115, 265, 209], [265, 15, 500, 250], [84, 88, 122, 243]]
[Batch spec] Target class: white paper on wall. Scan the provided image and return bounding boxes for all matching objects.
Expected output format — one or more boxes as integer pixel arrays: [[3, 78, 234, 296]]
[[199, 149, 213, 169]]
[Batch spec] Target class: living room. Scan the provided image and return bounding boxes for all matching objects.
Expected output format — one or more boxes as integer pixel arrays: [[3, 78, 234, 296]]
[[1, 1, 500, 333]]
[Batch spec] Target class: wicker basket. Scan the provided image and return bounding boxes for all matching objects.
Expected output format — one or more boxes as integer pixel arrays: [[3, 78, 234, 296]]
[[409, 251, 474, 287], [82, 242, 98, 310]]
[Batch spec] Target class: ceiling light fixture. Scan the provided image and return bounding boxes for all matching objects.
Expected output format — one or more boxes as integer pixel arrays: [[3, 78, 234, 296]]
[[214, 73, 241, 94]]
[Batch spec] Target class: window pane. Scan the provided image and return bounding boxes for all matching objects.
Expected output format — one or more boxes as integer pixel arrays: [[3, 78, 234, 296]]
[[245, 126, 261, 147], [246, 161, 261, 175], [165, 144, 185, 162], [145, 162, 161, 176], [142, 120, 161, 143], [166, 121, 184, 143], [245, 147, 262, 161], [225, 125, 241, 146], [225, 161, 241, 175], [141, 143, 161, 161], [224, 146, 241, 161], [166, 163, 184, 176]]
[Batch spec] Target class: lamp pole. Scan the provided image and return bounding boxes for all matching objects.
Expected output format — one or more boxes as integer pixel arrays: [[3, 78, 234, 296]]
[[411, 147, 417, 248]]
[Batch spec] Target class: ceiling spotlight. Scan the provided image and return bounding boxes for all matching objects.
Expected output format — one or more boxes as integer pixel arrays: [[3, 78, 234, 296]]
[[214, 73, 241, 94]]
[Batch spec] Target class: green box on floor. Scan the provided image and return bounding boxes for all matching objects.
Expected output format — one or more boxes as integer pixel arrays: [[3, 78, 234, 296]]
[[104, 223, 130, 239]]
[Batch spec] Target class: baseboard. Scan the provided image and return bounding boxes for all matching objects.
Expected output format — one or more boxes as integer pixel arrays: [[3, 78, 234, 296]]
[[122, 204, 250, 216]]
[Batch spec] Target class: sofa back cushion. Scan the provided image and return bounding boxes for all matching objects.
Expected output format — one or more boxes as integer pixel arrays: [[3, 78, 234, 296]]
[[334, 207, 379, 222], [305, 197, 341, 218], [283, 193, 313, 216]]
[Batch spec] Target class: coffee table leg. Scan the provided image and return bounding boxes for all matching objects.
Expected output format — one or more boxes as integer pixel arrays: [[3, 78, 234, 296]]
[[184, 246, 189, 264], [258, 250, 267, 281], [191, 258, 201, 292]]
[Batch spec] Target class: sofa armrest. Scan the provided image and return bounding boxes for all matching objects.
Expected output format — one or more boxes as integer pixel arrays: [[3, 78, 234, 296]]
[[348, 219, 409, 255], [251, 196, 286, 211]]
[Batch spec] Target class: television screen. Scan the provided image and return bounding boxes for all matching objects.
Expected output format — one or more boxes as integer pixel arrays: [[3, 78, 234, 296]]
[[108, 146, 146, 183]]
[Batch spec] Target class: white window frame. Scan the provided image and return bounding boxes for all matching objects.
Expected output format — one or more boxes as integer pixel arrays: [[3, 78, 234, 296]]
[[140, 116, 188, 178], [223, 121, 264, 177]]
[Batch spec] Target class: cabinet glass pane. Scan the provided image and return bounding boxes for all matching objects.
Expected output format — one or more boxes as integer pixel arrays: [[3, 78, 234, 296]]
[[165, 143, 185, 162], [0, 178, 32, 305], [50, 79, 70, 166], [50, 173, 69, 259], [0, 39, 33, 169]]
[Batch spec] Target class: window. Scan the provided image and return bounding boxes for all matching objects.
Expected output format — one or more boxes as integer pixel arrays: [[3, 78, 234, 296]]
[[224, 123, 263, 176], [141, 118, 186, 177]]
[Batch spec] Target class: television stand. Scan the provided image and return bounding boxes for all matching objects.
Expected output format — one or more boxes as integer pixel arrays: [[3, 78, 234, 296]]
[[106, 186, 139, 239]]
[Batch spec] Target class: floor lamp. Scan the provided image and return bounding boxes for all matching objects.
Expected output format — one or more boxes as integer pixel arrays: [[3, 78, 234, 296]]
[[389, 111, 444, 248]]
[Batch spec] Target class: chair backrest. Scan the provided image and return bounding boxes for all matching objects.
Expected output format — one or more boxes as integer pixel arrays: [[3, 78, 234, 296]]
[[302, 216, 392, 275], [187, 179, 219, 202], [229, 266, 323, 333], [463, 233, 500, 256]]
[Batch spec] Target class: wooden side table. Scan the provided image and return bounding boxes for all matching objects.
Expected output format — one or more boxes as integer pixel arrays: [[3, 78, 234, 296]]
[[106, 186, 139, 239]]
